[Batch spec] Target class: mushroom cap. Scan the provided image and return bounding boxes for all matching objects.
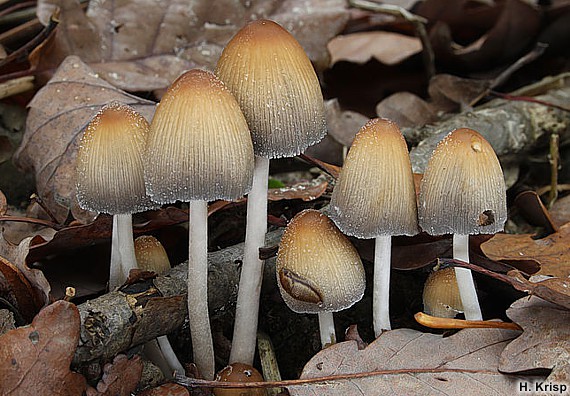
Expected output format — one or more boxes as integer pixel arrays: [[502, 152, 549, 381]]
[[329, 118, 418, 238], [276, 209, 365, 314], [145, 69, 254, 203], [76, 101, 152, 215], [422, 267, 463, 318], [418, 128, 507, 235], [134, 235, 170, 275], [215, 19, 326, 159], [214, 363, 266, 396]]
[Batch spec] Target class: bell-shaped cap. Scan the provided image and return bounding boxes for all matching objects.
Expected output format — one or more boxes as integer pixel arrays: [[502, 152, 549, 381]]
[[76, 102, 152, 215], [418, 128, 507, 235], [145, 69, 254, 204], [276, 209, 365, 314], [134, 235, 170, 275], [423, 267, 463, 318], [215, 19, 326, 159], [329, 118, 418, 238]]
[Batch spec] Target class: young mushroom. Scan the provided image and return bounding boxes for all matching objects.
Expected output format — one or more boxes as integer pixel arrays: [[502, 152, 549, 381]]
[[423, 266, 463, 318], [76, 102, 152, 290], [418, 128, 507, 321], [216, 19, 327, 364], [329, 118, 418, 335], [144, 69, 254, 380], [276, 209, 366, 348], [214, 363, 267, 396]]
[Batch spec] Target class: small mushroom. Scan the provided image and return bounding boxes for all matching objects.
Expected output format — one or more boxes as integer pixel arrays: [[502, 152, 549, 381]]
[[214, 363, 266, 396], [276, 209, 365, 348], [144, 69, 254, 380], [418, 128, 507, 320], [423, 267, 463, 318], [76, 102, 152, 290], [329, 118, 418, 335], [216, 19, 327, 365]]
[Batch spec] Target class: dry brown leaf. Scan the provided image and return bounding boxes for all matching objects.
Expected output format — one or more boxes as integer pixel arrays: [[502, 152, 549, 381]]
[[288, 327, 535, 395], [0, 301, 87, 396], [268, 175, 328, 202], [14, 56, 156, 224], [328, 31, 422, 66], [324, 99, 368, 147], [0, 255, 42, 322], [481, 223, 570, 277], [505, 270, 570, 311], [86, 354, 143, 396], [550, 194, 570, 228], [500, 296, 570, 381], [34, 0, 347, 91], [376, 92, 438, 128], [427, 74, 489, 112]]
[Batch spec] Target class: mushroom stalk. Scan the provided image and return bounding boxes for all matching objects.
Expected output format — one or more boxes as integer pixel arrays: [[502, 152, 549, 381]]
[[116, 213, 137, 282], [373, 235, 392, 335], [317, 312, 336, 347], [452, 234, 482, 321], [156, 335, 185, 376], [188, 200, 215, 379], [230, 155, 269, 365], [109, 215, 122, 290]]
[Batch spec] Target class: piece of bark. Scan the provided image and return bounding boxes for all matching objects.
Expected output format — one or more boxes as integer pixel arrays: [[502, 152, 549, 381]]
[[73, 229, 284, 366], [407, 84, 570, 173]]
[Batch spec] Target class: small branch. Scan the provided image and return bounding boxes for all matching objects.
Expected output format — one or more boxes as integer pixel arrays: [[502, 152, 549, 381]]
[[548, 132, 560, 208], [489, 91, 570, 112], [414, 312, 522, 331]]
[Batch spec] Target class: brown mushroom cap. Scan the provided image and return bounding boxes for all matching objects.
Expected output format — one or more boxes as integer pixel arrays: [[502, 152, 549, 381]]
[[145, 69, 254, 204], [215, 19, 326, 158], [329, 118, 418, 238], [418, 128, 507, 235], [276, 209, 365, 314], [214, 363, 266, 396], [422, 267, 464, 318], [76, 102, 152, 214], [134, 235, 170, 274]]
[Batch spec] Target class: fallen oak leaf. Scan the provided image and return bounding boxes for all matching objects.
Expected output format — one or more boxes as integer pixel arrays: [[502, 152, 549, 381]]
[[86, 354, 143, 396], [0, 255, 42, 323], [480, 222, 570, 277], [0, 300, 87, 396], [267, 175, 328, 202]]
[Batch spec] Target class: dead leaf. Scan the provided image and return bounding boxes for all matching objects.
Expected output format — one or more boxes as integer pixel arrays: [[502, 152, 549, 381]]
[[328, 31, 422, 66], [427, 74, 489, 112], [0, 300, 87, 396], [0, 255, 42, 322], [324, 99, 368, 147], [375, 92, 438, 129], [268, 175, 328, 202], [505, 271, 570, 311], [288, 327, 535, 395], [86, 354, 143, 396], [514, 190, 558, 235], [550, 193, 570, 228], [500, 296, 570, 381], [14, 56, 156, 224], [33, 0, 347, 91], [481, 223, 570, 277]]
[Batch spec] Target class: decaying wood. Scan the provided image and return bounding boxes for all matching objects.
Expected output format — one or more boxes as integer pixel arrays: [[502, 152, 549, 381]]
[[73, 229, 283, 366]]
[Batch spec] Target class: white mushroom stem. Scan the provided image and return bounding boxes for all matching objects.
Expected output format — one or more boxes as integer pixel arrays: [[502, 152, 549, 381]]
[[116, 213, 138, 282], [188, 200, 215, 380], [373, 235, 392, 336], [109, 215, 122, 290], [318, 312, 336, 348], [230, 155, 270, 365], [156, 335, 185, 376], [452, 234, 483, 321]]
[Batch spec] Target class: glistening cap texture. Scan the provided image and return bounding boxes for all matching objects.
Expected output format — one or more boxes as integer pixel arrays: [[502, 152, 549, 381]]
[[76, 102, 152, 214], [215, 19, 327, 158], [418, 128, 507, 235], [145, 69, 254, 203], [276, 209, 365, 314], [423, 267, 463, 318], [134, 235, 171, 275], [329, 118, 418, 238]]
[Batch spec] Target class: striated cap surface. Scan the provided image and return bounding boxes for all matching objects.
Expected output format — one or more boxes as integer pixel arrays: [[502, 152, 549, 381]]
[[145, 69, 254, 203], [418, 128, 507, 235], [216, 19, 326, 158], [329, 118, 418, 238]]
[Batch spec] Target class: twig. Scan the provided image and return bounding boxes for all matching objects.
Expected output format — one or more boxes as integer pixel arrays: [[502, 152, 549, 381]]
[[488, 91, 570, 112], [414, 312, 522, 331], [29, 193, 60, 225], [348, 0, 435, 79], [0, 215, 63, 230], [175, 367, 506, 389], [257, 332, 283, 396], [548, 132, 560, 208]]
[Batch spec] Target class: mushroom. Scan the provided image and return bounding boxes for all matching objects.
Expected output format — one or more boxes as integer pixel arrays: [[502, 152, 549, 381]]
[[216, 19, 327, 365], [134, 235, 184, 377], [144, 69, 254, 380], [76, 102, 152, 290], [214, 363, 266, 396], [418, 128, 507, 320], [329, 118, 418, 335], [422, 266, 463, 318], [276, 209, 366, 348]]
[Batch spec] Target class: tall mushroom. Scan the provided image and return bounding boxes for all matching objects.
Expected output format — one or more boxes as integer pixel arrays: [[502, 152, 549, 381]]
[[76, 102, 151, 290], [329, 118, 418, 335], [216, 19, 327, 364], [276, 209, 365, 347], [144, 69, 254, 380], [418, 128, 507, 321]]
